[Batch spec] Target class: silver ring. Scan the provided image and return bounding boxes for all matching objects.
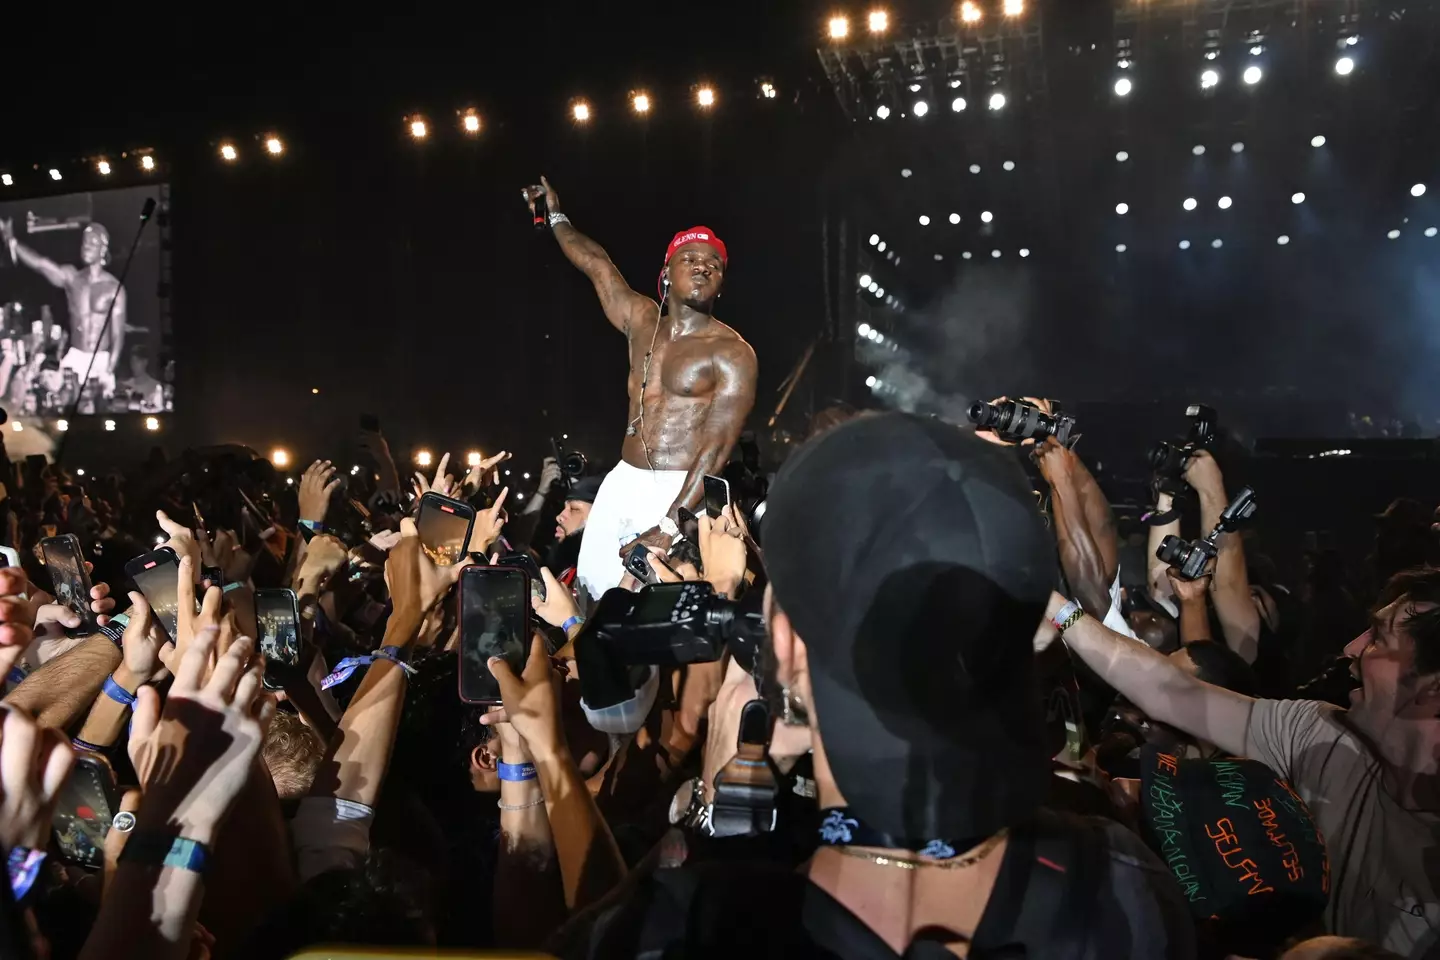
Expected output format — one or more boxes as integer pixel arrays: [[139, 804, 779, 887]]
[[112, 811, 136, 833]]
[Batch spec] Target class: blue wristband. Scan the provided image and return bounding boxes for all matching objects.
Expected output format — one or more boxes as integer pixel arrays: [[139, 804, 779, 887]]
[[299, 519, 325, 532], [561, 615, 585, 633], [102, 674, 137, 708], [119, 833, 211, 874], [71, 736, 105, 753], [498, 761, 538, 782]]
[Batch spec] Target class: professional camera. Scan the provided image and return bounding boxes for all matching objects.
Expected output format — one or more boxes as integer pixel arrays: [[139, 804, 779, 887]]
[[587, 580, 764, 669], [1155, 486, 1257, 581], [968, 397, 1075, 446], [551, 437, 589, 485], [1148, 404, 1217, 496]]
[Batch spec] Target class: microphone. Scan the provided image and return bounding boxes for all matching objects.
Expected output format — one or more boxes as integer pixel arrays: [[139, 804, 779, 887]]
[[530, 189, 548, 232], [140, 198, 156, 221]]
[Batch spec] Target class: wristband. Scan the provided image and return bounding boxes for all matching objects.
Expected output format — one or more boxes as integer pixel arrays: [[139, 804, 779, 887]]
[[498, 761, 537, 782], [119, 833, 211, 874], [658, 516, 679, 538], [71, 736, 105, 753], [6, 665, 28, 687], [1051, 600, 1084, 635], [298, 519, 326, 532], [561, 615, 585, 633], [7, 847, 45, 902], [99, 613, 129, 648], [320, 646, 416, 691], [222, 581, 244, 594], [547, 212, 571, 228], [498, 797, 546, 811], [102, 674, 137, 708]]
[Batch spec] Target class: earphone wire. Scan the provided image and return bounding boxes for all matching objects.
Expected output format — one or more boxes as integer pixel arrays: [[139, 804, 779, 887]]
[[626, 286, 665, 475]]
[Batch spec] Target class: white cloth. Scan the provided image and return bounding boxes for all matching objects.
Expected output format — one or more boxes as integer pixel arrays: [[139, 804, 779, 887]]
[[59, 347, 114, 394], [1102, 570, 1140, 640], [575, 460, 688, 602], [290, 796, 375, 881]]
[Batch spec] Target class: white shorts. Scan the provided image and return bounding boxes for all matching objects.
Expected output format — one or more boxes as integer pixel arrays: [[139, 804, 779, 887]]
[[575, 460, 688, 603], [60, 348, 114, 394]]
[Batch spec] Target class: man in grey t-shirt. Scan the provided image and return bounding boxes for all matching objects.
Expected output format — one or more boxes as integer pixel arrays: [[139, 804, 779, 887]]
[[1049, 566, 1440, 958]]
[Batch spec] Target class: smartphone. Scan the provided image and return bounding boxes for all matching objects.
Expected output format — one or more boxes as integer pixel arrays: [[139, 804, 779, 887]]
[[624, 542, 660, 585], [255, 588, 301, 687], [458, 566, 530, 704], [125, 548, 183, 642], [417, 492, 475, 566], [52, 753, 120, 869], [40, 534, 98, 635], [676, 506, 700, 544], [703, 475, 731, 519], [498, 552, 546, 601], [0, 546, 18, 568]]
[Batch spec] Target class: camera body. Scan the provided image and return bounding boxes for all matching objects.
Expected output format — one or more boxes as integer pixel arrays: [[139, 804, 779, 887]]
[[1148, 404, 1218, 496], [1155, 485, 1257, 581], [968, 398, 1075, 445], [586, 581, 764, 670], [551, 437, 589, 485]]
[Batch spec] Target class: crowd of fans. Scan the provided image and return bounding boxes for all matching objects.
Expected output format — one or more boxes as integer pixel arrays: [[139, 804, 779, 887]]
[[0, 406, 1431, 960]]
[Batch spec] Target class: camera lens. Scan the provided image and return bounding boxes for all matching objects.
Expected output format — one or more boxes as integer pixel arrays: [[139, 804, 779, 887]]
[[1147, 442, 1173, 471], [1155, 534, 1192, 569], [967, 401, 995, 428]]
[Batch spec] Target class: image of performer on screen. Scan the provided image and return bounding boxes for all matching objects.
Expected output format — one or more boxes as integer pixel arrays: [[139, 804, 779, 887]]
[[0, 219, 125, 400]]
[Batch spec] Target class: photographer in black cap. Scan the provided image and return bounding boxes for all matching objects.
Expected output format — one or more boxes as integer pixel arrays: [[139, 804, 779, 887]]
[[562, 412, 1193, 958]]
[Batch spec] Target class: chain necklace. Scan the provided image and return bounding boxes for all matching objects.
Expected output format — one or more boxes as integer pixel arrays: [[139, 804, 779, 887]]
[[625, 302, 663, 474], [831, 829, 1009, 871]]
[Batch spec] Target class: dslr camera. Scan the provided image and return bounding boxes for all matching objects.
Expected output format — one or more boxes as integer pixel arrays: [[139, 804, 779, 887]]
[[586, 581, 764, 670], [969, 397, 1075, 445], [551, 437, 589, 486], [1148, 404, 1217, 496], [1155, 486, 1257, 581]]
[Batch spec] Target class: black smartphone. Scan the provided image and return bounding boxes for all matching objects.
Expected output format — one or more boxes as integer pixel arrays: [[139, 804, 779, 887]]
[[417, 492, 476, 566], [676, 506, 700, 544], [624, 542, 660, 585], [703, 475, 731, 519], [498, 552, 546, 601], [52, 753, 120, 869], [255, 587, 302, 670], [458, 566, 530, 704], [125, 548, 183, 642], [40, 534, 98, 636]]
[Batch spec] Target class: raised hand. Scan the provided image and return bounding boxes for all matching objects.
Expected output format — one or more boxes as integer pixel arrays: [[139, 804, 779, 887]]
[[293, 533, 349, 600], [119, 592, 168, 686], [536, 456, 563, 497], [462, 451, 511, 492], [386, 517, 472, 623], [699, 507, 748, 598], [531, 566, 581, 629], [522, 176, 561, 216], [158, 560, 220, 676], [414, 452, 456, 498], [298, 460, 342, 525], [0, 567, 36, 681], [486, 632, 565, 762], [465, 487, 509, 555], [0, 706, 74, 850], [156, 509, 201, 570]]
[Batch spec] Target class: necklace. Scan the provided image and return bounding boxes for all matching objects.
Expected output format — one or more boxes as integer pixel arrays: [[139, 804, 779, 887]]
[[625, 305, 663, 474], [831, 829, 1008, 871]]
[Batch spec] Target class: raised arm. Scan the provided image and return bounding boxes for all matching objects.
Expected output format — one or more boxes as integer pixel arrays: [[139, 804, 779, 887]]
[[1, 218, 74, 289], [1035, 438, 1114, 620], [1046, 592, 1254, 756], [523, 177, 654, 334], [1184, 451, 1260, 663], [664, 340, 758, 524]]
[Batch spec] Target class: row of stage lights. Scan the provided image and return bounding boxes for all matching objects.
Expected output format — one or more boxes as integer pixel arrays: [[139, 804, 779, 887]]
[[826, 1, 1025, 40], [11, 416, 163, 434], [1117, 225, 1439, 254], [0, 139, 283, 186]]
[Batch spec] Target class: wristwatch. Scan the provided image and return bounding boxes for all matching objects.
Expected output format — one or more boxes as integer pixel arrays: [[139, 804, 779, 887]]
[[658, 517, 679, 539]]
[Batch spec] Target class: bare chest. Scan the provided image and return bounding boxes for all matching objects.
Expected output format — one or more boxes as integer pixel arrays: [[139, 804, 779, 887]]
[[66, 275, 118, 317], [628, 334, 719, 400]]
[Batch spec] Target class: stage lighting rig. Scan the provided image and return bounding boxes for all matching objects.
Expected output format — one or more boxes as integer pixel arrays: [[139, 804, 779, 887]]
[[140, 155, 155, 171], [697, 86, 716, 108], [0, 174, 10, 187], [410, 118, 428, 139], [572, 100, 592, 122], [632, 91, 651, 114], [760, 81, 777, 99], [97, 160, 111, 176], [868, 9, 889, 34], [220, 143, 238, 161], [1003, 0, 1023, 16], [961, 1, 982, 24], [265, 137, 284, 155], [462, 111, 481, 133], [828, 15, 849, 40]]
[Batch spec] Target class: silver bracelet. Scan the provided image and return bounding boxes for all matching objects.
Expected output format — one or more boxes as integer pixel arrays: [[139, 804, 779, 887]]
[[498, 797, 546, 812], [547, 212, 571, 228]]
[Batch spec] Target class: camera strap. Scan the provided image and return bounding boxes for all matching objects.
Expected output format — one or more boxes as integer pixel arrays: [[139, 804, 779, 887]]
[[1142, 505, 1181, 527], [815, 808, 987, 861], [707, 740, 779, 838]]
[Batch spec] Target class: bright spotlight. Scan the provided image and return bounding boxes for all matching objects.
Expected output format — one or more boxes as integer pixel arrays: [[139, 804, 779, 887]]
[[97, 160, 111, 176], [988, 92, 1006, 111], [416, 450, 433, 468], [1277, 235, 1290, 245], [1250, 45, 1264, 56], [876, 104, 891, 119], [867, 281, 879, 293], [865, 375, 877, 388], [572, 100, 591, 122], [697, 86, 716, 108], [1116, 150, 1129, 162], [867, 9, 889, 33], [76, 469, 84, 477], [48, 169, 62, 182], [467, 451, 482, 467], [265, 137, 283, 155], [951, 96, 967, 112], [968, 164, 981, 174], [949, 212, 960, 224], [103, 419, 116, 432], [913, 100, 929, 117], [1114, 77, 1132, 97], [1116, 243, 1127, 253], [409, 119, 428, 139], [0, 174, 10, 187], [1211, 239, 1223, 249], [961, 1, 983, 23], [1346, 35, 1359, 46], [962, 252, 972, 259], [1335, 56, 1354, 75], [1115, 203, 1129, 215], [1003, 160, 1015, 171], [918, 215, 931, 225], [463, 112, 481, 133], [56, 419, 68, 432], [760, 82, 777, 99], [858, 323, 872, 337], [1019, 248, 1031, 258], [1003, 0, 1023, 15], [1200, 69, 1220, 90], [1311, 135, 1327, 147], [869, 233, 880, 245], [632, 92, 651, 114], [1183, 197, 1198, 211], [271, 448, 289, 467], [874, 287, 884, 298], [1388, 229, 1402, 239], [991, 250, 1002, 258], [1179, 240, 1191, 250], [220, 143, 238, 161], [1426, 227, 1439, 238], [1243, 65, 1263, 85], [980, 210, 993, 223], [1231, 142, 1245, 153], [877, 241, 886, 251], [1217, 196, 1232, 209], [828, 15, 849, 39], [144, 416, 160, 432], [140, 156, 155, 171], [1291, 192, 1306, 204], [1192, 144, 1206, 156], [1411, 183, 1427, 198], [859, 274, 873, 287]]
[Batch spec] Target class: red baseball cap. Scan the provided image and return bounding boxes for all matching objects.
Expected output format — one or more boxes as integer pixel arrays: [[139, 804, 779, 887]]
[[664, 227, 728, 266]]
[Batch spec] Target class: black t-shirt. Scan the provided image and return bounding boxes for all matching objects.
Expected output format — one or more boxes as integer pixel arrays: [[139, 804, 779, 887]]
[[556, 811, 1195, 959]]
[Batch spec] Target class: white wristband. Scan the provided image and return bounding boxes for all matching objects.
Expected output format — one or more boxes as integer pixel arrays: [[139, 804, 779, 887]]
[[1051, 599, 1083, 634]]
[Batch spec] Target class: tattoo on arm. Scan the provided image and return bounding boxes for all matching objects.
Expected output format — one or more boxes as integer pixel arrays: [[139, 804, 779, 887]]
[[552, 222, 651, 334]]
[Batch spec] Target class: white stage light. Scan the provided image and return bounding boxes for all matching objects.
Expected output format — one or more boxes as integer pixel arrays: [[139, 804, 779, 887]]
[[1426, 227, 1438, 238], [416, 450, 433, 468], [877, 241, 886, 251], [145, 417, 160, 431], [988, 92, 1006, 111], [1411, 183, 1426, 197], [1387, 229, 1401, 239], [48, 169, 61, 181], [97, 160, 111, 176], [908, 84, 921, 93], [1201, 69, 1219, 89], [1003, 160, 1015, 171], [220, 144, 238, 161], [948, 213, 960, 224], [875, 287, 885, 298], [858, 274, 873, 287], [1205, 51, 1219, 60], [103, 419, 116, 432], [1115, 203, 1129, 215], [1250, 45, 1264, 55], [980, 210, 993, 223], [869, 234, 879, 245], [1218, 196, 1232, 209], [1114, 77, 1132, 97], [901, 168, 912, 178], [867, 9, 889, 33], [1116, 150, 1129, 162], [1192, 144, 1206, 156], [1231, 142, 1244, 153], [934, 254, 943, 261], [991, 249, 1001, 258], [866, 376, 877, 387], [56, 419, 68, 432], [962, 252, 972, 259], [969, 164, 981, 174], [1183, 197, 1198, 211], [876, 105, 891, 119], [463, 112, 481, 132], [1335, 57, 1354, 75], [858, 323, 871, 337], [1243, 65, 1263, 85], [632, 93, 651, 114], [1346, 35, 1359, 46], [697, 87, 716, 108], [760, 82, 777, 99], [951, 97, 967, 112], [1211, 239, 1223, 248], [1277, 235, 1290, 245], [1179, 240, 1191, 250], [913, 100, 929, 117], [1002, 0, 1023, 15], [1019, 248, 1030, 258], [961, 1, 983, 23], [266, 137, 284, 155], [828, 16, 849, 39], [572, 101, 591, 122], [1291, 192, 1306, 204], [1311, 135, 1327, 147], [1115, 243, 1127, 253], [0, 175, 10, 187], [918, 215, 930, 225], [867, 281, 879, 293]]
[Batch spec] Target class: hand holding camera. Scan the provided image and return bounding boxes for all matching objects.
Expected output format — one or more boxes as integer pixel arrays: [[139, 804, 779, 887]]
[[1156, 486, 1257, 581], [969, 395, 1075, 446]]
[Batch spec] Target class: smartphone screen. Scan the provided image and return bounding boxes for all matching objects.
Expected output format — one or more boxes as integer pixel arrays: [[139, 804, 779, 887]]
[[127, 550, 182, 642], [40, 535, 97, 634], [418, 492, 475, 566], [52, 755, 118, 869], [458, 567, 529, 703], [498, 552, 546, 601], [703, 475, 731, 519], [255, 588, 301, 669]]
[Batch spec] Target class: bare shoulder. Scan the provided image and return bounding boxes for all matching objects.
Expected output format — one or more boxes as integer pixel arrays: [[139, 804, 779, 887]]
[[706, 321, 755, 365], [624, 295, 663, 335]]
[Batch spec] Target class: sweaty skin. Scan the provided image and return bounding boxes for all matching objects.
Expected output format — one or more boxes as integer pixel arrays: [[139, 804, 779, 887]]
[[2, 221, 126, 375], [524, 178, 757, 552]]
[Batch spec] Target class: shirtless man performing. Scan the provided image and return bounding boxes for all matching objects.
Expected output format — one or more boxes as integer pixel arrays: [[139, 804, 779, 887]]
[[1, 219, 126, 399], [522, 177, 757, 601]]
